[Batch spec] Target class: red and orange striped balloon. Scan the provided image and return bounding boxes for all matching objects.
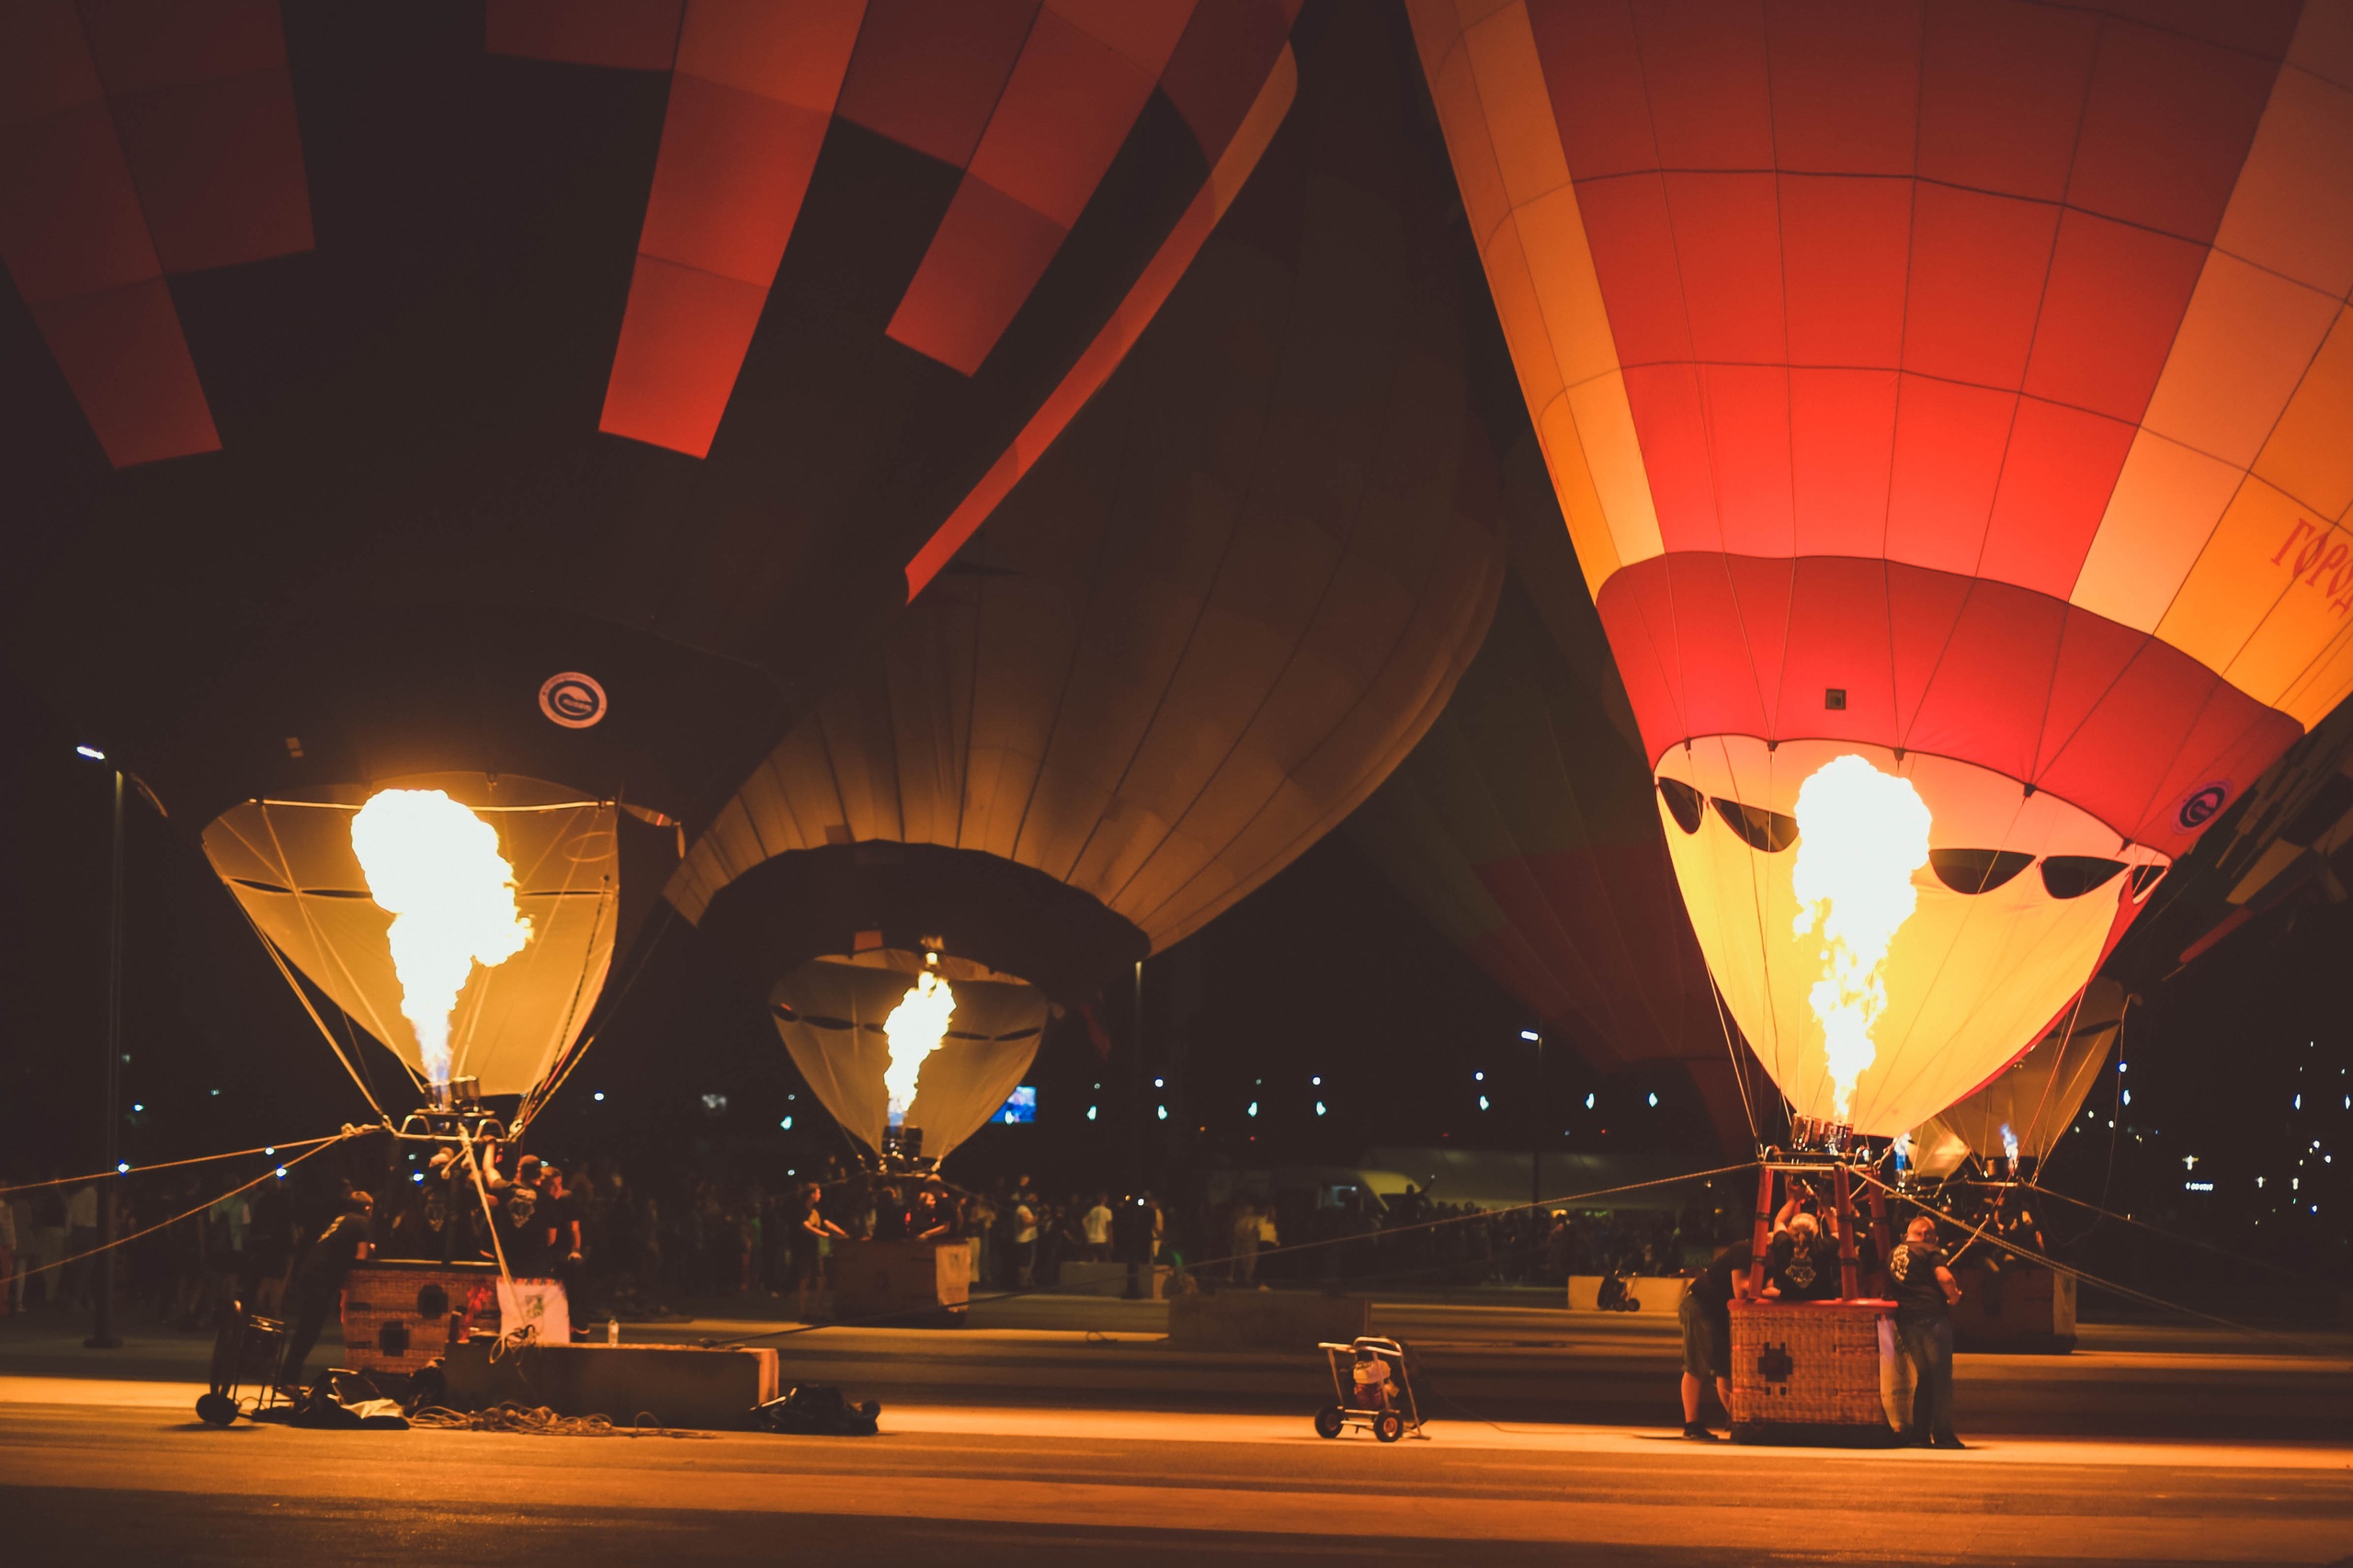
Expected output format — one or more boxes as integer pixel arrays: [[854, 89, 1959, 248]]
[[1410, 0, 2353, 1134]]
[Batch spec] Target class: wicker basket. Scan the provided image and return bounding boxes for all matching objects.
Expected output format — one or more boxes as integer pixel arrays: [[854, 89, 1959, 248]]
[[338, 1259, 501, 1377], [1729, 1299, 1902, 1446]]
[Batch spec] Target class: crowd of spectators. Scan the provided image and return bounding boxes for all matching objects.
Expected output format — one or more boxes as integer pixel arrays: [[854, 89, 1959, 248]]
[[0, 1145, 1732, 1330]]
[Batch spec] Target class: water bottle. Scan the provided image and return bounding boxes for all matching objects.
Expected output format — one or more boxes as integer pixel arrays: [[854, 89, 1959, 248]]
[[606, 1316, 620, 1346]]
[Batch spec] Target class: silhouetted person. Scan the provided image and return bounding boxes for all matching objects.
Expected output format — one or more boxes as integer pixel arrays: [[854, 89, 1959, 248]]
[[1889, 1215, 1964, 1448], [1679, 1241, 1750, 1439], [279, 1192, 372, 1390]]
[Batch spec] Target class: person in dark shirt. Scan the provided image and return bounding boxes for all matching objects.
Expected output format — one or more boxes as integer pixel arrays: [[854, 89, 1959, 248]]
[[1763, 1212, 1842, 1302], [871, 1184, 910, 1243], [1887, 1215, 1964, 1448], [540, 1165, 584, 1324], [1679, 1241, 1750, 1439], [496, 1169, 554, 1278], [278, 1192, 372, 1389]]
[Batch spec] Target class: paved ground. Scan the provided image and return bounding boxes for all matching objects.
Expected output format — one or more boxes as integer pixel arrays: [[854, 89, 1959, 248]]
[[5, 1375, 2350, 1566], [6, 1297, 2350, 1563]]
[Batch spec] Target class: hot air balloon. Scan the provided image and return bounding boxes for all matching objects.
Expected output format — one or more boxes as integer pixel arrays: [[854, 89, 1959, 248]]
[[1350, 446, 1760, 1154], [669, 5, 1506, 1155], [0, 1, 1301, 1123], [1905, 981, 2128, 1180], [771, 951, 1049, 1165], [1408, 0, 2353, 1138]]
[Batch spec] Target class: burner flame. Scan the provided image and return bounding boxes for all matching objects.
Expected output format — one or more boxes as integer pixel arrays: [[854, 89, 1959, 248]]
[[882, 959, 956, 1128], [1790, 756, 1932, 1119], [350, 790, 532, 1089]]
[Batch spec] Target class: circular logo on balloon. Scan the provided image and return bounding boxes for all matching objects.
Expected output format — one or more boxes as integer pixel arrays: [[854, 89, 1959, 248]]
[[2177, 781, 2230, 831], [538, 672, 607, 729]]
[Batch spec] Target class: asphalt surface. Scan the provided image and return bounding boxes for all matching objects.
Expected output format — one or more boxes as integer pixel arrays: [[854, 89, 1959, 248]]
[[6, 1378, 2351, 1566], [6, 1298, 2350, 1564]]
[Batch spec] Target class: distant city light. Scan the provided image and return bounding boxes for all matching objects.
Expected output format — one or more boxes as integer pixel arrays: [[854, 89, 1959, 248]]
[[1314, 1101, 1327, 1117], [780, 1118, 792, 1130], [1156, 1106, 1168, 1120], [131, 1103, 143, 1112], [1473, 1071, 1483, 1082], [2295, 1094, 2303, 1109], [1312, 1076, 1322, 1086], [1585, 1094, 1596, 1109], [1086, 1106, 1097, 1121], [2122, 1089, 2131, 1106], [210, 1089, 220, 1097], [1519, 1029, 1540, 1042], [116, 1162, 129, 1174], [74, 744, 105, 761], [1154, 1078, 1165, 1089], [1647, 1093, 1658, 1108], [413, 1172, 425, 1183], [1478, 1096, 1490, 1111], [593, 1091, 605, 1102], [265, 1147, 275, 1156], [276, 1167, 287, 1178], [1246, 1101, 1258, 1117]]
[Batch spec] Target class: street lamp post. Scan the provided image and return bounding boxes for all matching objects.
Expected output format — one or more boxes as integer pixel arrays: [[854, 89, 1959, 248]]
[[1524, 1029, 1544, 1211], [85, 753, 124, 1350]]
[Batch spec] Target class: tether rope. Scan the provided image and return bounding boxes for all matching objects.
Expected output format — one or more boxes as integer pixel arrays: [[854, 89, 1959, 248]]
[[0, 1133, 344, 1195], [11, 1126, 374, 1279], [2019, 1179, 2341, 1290], [1858, 1168, 2347, 1358]]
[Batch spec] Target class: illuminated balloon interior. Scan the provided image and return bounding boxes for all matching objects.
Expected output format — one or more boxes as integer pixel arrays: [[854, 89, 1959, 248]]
[[1790, 756, 1933, 1121], [350, 789, 532, 1091], [881, 961, 957, 1129]]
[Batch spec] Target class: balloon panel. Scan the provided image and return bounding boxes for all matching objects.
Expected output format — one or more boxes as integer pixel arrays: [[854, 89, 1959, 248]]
[[199, 774, 617, 1097], [677, 6, 1506, 1003], [1405, 0, 2353, 1131], [770, 955, 1048, 1163]]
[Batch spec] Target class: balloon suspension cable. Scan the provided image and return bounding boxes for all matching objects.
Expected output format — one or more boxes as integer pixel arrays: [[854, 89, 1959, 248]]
[[1855, 1167, 2341, 1355], [225, 894, 403, 1128], [454, 1119, 514, 1287], [241, 801, 425, 1114], [1705, 965, 1764, 1151], [0, 1131, 347, 1195], [705, 1160, 1761, 1348], [2009, 982, 2094, 1173], [12, 1126, 376, 1282], [513, 902, 678, 1140]]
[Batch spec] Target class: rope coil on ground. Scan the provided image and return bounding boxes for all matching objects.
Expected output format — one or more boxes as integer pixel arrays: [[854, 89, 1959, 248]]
[[406, 1402, 711, 1439]]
